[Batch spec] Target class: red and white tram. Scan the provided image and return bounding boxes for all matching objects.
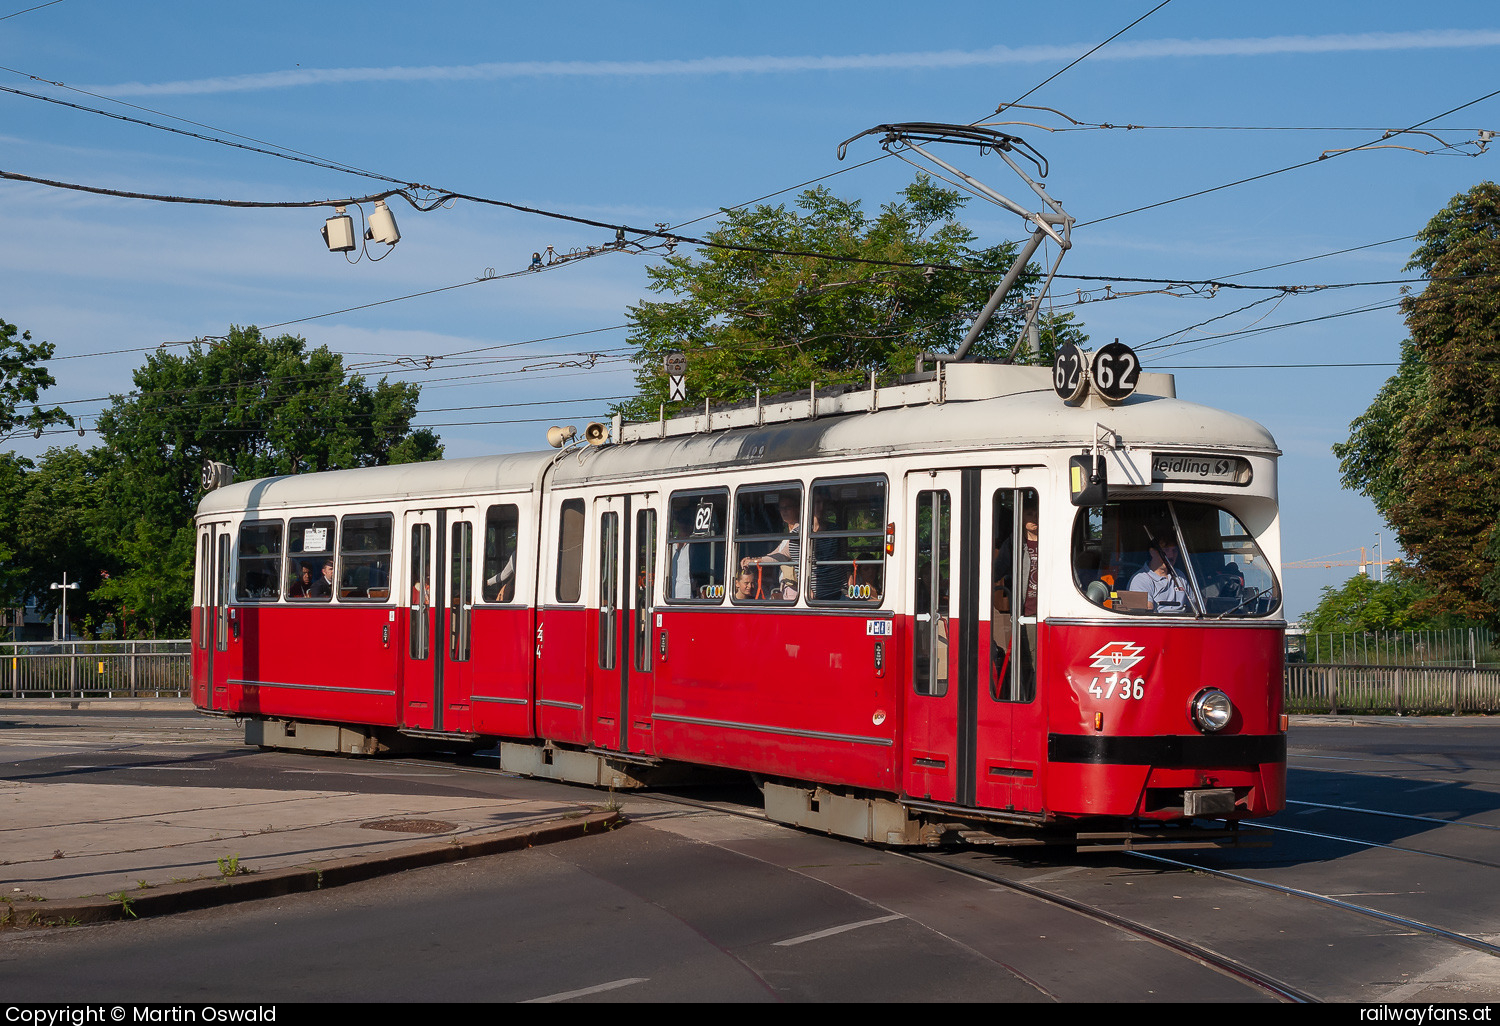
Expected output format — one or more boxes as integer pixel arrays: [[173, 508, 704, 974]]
[[192, 359, 1286, 846]]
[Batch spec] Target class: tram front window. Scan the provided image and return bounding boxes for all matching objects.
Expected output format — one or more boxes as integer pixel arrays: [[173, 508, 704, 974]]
[[1073, 500, 1279, 617]]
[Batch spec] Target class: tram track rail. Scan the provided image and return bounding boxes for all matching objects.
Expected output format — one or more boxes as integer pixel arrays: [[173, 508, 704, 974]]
[[1286, 798, 1500, 832], [428, 756, 1500, 999], [1257, 820, 1500, 872], [504, 774, 1321, 1004], [1126, 849, 1500, 962], [908, 850, 1317, 1004]]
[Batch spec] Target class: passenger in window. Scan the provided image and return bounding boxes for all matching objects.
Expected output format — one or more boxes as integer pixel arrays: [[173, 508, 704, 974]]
[[741, 496, 800, 573], [995, 500, 1039, 617], [669, 507, 695, 599], [486, 553, 516, 602], [810, 499, 846, 600], [311, 559, 335, 599], [289, 563, 317, 598], [733, 566, 758, 600]]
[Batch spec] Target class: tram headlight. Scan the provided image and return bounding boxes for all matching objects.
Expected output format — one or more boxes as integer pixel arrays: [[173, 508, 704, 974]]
[[1190, 688, 1233, 734]]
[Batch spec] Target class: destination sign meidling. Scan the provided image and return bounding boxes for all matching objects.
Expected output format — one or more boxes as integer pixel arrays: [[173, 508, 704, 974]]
[[1151, 453, 1252, 486]]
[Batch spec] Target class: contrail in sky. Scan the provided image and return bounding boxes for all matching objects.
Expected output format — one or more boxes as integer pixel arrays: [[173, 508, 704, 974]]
[[91, 29, 1500, 97]]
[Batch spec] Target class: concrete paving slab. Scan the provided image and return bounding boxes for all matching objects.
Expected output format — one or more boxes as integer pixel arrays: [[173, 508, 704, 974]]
[[0, 777, 621, 926]]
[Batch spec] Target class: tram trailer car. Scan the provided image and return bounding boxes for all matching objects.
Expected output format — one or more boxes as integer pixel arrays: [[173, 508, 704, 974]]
[[193, 363, 1286, 847]]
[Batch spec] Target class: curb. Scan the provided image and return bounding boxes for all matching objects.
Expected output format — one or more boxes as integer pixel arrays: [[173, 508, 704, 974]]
[[3, 810, 624, 928]]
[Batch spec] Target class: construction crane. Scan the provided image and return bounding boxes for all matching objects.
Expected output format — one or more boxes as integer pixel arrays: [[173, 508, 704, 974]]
[[1283, 546, 1400, 580]]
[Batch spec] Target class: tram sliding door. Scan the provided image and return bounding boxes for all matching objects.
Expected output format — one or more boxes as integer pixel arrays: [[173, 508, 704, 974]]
[[193, 520, 234, 713], [903, 472, 961, 804], [976, 471, 1047, 814], [402, 506, 479, 734], [902, 469, 1047, 814], [588, 492, 660, 755]]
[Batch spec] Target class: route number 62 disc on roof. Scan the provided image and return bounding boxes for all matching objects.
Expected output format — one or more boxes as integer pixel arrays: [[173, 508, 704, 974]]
[[1092, 341, 1141, 404]]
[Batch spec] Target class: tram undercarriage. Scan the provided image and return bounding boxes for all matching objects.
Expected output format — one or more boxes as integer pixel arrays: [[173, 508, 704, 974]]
[[244, 715, 1269, 852]]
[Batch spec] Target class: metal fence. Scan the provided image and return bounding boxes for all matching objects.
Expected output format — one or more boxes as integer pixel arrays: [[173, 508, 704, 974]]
[[1285, 662, 1500, 715], [1292, 626, 1499, 668], [0, 640, 191, 699]]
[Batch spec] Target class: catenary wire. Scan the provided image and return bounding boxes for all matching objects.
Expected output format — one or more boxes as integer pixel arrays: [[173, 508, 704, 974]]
[[1079, 86, 1500, 228]]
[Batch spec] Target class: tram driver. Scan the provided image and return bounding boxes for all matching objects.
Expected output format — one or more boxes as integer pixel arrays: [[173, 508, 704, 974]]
[[1129, 542, 1194, 614]]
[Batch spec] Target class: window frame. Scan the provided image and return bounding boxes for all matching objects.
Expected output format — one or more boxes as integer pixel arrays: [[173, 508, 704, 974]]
[[731, 481, 803, 605], [555, 498, 586, 604], [480, 503, 522, 605], [235, 519, 284, 603], [806, 474, 889, 607], [664, 487, 730, 604], [337, 512, 394, 602], [286, 515, 338, 603]]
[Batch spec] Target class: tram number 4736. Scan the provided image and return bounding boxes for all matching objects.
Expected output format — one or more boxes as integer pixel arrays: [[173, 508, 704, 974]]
[[1088, 674, 1146, 700]]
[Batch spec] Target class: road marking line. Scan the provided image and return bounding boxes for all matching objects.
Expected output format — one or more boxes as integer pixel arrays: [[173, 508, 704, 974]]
[[523, 978, 649, 1003], [774, 913, 903, 947]]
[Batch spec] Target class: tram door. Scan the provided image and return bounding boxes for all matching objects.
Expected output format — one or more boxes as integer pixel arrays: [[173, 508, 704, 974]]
[[902, 469, 1047, 813], [975, 471, 1048, 814], [194, 520, 234, 712], [402, 506, 479, 733], [589, 492, 659, 755]]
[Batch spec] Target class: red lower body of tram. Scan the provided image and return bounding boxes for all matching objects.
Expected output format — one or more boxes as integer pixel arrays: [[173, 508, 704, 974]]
[[194, 598, 1284, 834]]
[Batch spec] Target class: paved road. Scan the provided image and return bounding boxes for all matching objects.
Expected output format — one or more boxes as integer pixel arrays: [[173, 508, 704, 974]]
[[4, 709, 1500, 1003]]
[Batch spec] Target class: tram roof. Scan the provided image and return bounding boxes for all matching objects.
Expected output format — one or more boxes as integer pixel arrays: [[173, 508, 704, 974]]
[[198, 367, 1278, 516]]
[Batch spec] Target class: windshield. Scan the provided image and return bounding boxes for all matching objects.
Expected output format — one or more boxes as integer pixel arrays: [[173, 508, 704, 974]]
[[1072, 500, 1279, 617]]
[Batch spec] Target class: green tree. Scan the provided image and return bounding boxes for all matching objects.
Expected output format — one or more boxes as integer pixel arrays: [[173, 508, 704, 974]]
[[92, 520, 194, 638], [1332, 338, 1428, 519], [0, 317, 71, 441], [89, 325, 444, 634], [0, 452, 30, 630], [1302, 572, 1438, 635], [95, 325, 443, 526], [617, 176, 1084, 419], [1333, 182, 1500, 624], [9, 446, 116, 630]]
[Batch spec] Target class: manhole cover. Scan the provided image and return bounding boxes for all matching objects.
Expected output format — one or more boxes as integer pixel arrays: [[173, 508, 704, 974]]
[[360, 818, 457, 834]]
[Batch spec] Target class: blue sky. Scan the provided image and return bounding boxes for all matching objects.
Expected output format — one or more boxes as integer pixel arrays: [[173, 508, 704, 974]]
[[3, 0, 1498, 619]]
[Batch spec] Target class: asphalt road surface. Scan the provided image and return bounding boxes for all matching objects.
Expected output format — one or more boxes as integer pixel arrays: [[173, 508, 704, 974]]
[[4, 710, 1500, 1003]]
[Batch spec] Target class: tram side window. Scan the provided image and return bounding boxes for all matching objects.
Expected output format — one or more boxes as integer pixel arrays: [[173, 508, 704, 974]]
[[732, 484, 802, 603], [555, 499, 586, 603], [287, 516, 336, 602], [1071, 500, 1281, 617], [808, 477, 886, 605], [338, 514, 392, 601], [913, 490, 951, 697], [236, 521, 283, 601], [666, 489, 728, 602], [482, 504, 521, 602]]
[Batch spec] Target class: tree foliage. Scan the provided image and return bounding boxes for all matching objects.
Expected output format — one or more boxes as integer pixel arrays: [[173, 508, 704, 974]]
[[95, 325, 443, 528], [92, 519, 195, 638], [0, 317, 71, 441], [617, 176, 1085, 419], [1301, 571, 1441, 635], [1333, 182, 1500, 624], [2, 326, 445, 637]]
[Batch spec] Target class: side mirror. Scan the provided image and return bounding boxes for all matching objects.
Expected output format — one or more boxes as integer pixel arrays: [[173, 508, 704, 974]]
[[1069, 453, 1107, 506]]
